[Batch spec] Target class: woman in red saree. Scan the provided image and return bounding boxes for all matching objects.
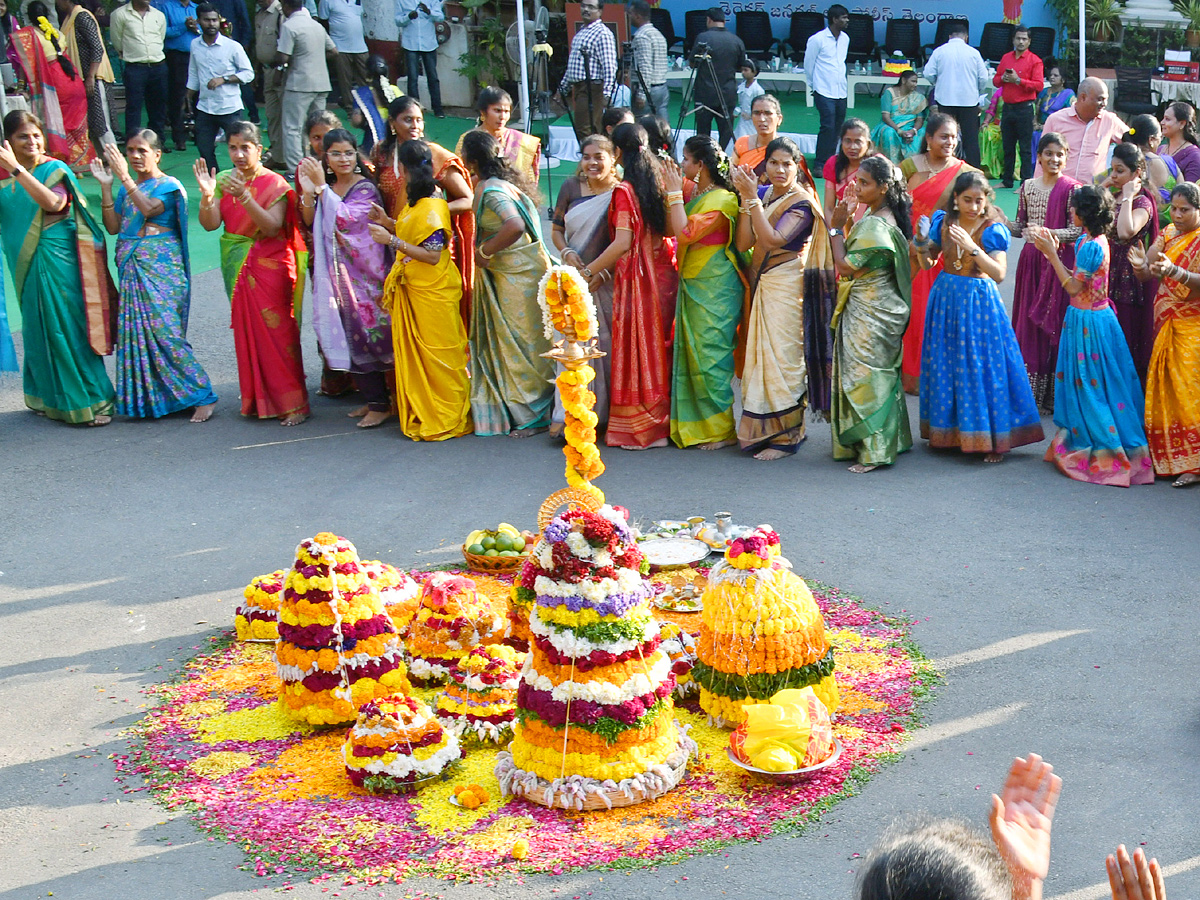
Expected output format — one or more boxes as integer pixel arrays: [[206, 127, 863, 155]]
[[371, 96, 475, 325], [9, 7, 94, 169], [899, 112, 977, 394], [194, 121, 309, 425], [580, 122, 672, 449]]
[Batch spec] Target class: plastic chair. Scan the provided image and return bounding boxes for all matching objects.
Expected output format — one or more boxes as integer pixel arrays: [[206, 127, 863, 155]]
[[785, 10, 826, 62], [883, 18, 923, 66], [737, 10, 779, 62], [650, 7, 679, 53], [1114, 66, 1158, 118], [1028, 26, 1055, 63], [845, 13, 877, 65], [684, 9, 709, 56], [977, 22, 1016, 64], [922, 18, 969, 58]]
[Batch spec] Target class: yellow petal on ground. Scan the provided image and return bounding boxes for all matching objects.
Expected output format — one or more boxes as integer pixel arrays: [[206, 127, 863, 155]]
[[190, 750, 255, 778], [178, 699, 226, 720], [412, 751, 499, 835], [194, 703, 314, 744], [243, 731, 356, 802]]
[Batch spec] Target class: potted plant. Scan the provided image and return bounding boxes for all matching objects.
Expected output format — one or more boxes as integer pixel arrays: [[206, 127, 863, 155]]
[[1177, 0, 1200, 46], [1086, 0, 1122, 42], [456, 0, 513, 91]]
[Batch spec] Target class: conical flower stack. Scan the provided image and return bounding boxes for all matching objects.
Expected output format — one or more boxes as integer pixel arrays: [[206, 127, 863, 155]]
[[497, 506, 695, 810], [361, 560, 421, 636], [406, 572, 506, 683], [275, 533, 410, 725], [344, 694, 462, 793], [234, 569, 287, 642], [695, 527, 839, 727], [435, 644, 526, 743]]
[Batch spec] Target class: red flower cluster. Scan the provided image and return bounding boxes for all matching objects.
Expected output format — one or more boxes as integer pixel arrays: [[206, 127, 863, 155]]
[[549, 542, 593, 583], [729, 529, 780, 561]]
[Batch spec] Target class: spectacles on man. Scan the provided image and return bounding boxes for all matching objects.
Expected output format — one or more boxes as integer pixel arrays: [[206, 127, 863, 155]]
[[580, 4, 599, 10]]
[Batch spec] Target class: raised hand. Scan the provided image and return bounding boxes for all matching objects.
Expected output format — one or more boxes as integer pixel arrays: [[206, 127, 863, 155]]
[[830, 192, 855, 230], [1032, 228, 1059, 257], [988, 753, 1062, 893], [1108, 845, 1166, 900], [0, 140, 19, 173], [947, 222, 979, 255], [102, 142, 130, 182], [298, 157, 324, 195], [731, 164, 758, 202], [88, 157, 114, 186], [367, 201, 388, 224], [193, 158, 218, 197], [661, 158, 684, 194], [916, 214, 931, 241], [1127, 241, 1147, 271], [220, 168, 247, 200], [1119, 177, 1143, 202]]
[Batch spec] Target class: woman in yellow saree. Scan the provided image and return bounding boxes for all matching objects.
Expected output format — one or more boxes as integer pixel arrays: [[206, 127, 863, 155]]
[[664, 135, 744, 449], [1130, 182, 1200, 485], [827, 156, 913, 471], [369, 139, 471, 441]]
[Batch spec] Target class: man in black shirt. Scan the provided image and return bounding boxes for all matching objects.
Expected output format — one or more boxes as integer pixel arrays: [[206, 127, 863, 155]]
[[690, 6, 743, 150]]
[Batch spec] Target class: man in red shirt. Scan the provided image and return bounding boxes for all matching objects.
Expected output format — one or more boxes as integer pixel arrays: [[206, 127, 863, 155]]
[[993, 25, 1043, 188]]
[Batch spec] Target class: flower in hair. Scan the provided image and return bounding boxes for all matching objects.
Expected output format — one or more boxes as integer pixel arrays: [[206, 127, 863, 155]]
[[1128, 126, 1136, 136], [36, 16, 58, 42], [655, 148, 672, 164], [716, 150, 731, 180]]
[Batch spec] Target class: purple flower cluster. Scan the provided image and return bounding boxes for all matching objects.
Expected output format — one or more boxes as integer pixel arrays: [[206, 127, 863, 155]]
[[543, 519, 571, 544], [534, 585, 649, 616]]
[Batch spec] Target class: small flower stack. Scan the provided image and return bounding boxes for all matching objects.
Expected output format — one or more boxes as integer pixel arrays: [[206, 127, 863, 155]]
[[497, 507, 695, 810], [275, 533, 411, 725], [695, 527, 839, 727], [436, 644, 526, 743], [406, 572, 506, 684], [343, 694, 462, 793], [234, 570, 287, 642], [361, 561, 421, 636]]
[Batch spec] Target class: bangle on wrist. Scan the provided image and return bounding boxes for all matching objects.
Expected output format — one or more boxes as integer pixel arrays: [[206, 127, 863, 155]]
[[479, 245, 494, 260], [581, 265, 592, 277]]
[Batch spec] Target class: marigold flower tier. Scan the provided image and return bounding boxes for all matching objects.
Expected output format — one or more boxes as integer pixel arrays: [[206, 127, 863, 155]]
[[499, 506, 697, 810], [406, 572, 506, 684], [276, 533, 411, 725], [344, 694, 462, 793], [436, 644, 526, 743], [234, 570, 287, 642], [696, 527, 839, 727]]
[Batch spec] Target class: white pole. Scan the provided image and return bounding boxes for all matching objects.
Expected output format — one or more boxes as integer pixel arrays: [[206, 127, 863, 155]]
[[1079, 0, 1086, 83], [517, 0, 531, 132]]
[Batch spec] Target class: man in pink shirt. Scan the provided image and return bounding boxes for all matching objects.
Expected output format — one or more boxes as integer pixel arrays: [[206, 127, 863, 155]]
[[1037, 77, 1124, 182]]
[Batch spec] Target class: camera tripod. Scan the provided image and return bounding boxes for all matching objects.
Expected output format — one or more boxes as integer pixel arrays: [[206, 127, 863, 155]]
[[673, 44, 733, 156]]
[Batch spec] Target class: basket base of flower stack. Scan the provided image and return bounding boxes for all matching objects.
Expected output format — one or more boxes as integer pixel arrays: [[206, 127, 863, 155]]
[[496, 728, 694, 811]]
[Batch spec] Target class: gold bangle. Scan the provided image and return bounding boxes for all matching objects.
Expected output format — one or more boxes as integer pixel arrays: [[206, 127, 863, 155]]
[[200, 198, 215, 210], [239, 193, 254, 205], [479, 246, 494, 260]]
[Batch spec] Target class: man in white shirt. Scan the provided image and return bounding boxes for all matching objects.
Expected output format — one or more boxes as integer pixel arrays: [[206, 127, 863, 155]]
[[804, 4, 849, 173], [394, 0, 445, 118], [109, 0, 168, 140], [318, 0, 368, 111], [186, 2, 254, 172], [276, 0, 337, 169], [923, 22, 990, 166]]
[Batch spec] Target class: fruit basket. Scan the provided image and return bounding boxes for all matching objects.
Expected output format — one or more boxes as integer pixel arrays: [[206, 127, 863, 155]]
[[461, 545, 529, 574], [461, 525, 533, 575]]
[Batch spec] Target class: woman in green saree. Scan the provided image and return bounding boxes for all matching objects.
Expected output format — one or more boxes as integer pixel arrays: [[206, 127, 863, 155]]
[[459, 130, 554, 436], [664, 135, 744, 449], [0, 110, 115, 425], [827, 155, 914, 471]]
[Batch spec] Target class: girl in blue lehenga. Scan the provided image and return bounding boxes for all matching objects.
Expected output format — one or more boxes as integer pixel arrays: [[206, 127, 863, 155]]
[[1030, 185, 1153, 486], [914, 170, 1044, 462], [90, 133, 217, 421]]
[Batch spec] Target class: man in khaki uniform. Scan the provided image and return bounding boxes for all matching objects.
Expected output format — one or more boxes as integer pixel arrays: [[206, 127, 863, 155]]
[[254, 0, 285, 168]]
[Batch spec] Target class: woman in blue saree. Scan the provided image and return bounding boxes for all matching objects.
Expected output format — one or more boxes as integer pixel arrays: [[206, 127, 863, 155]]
[[0, 110, 115, 424], [92, 133, 217, 421]]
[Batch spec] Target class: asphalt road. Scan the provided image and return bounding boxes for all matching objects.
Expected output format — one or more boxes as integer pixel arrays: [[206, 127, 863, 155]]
[[2, 257, 1198, 900]]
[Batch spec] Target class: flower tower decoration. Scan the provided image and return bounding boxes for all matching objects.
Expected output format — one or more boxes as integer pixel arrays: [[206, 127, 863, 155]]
[[695, 527, 839, 727], [406, 572, 506, 684], [275, 533, 411, 725], [497, 506, 696, 810], [361, 560, 420, 636], [537, 264, 605, 508], [344, 694, 462, 793], [234, 570, 287, 642], [435, 644, 526, 743]]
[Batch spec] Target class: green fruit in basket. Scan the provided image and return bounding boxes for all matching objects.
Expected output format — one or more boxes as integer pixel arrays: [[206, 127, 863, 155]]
[[491, 534, 509, 552], [481, 535, 496, 551], [467, 543, 486, 555], [484, 549, 499, 557]]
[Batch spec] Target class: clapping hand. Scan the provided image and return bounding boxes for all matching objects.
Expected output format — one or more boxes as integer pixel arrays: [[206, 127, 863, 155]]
[[368, 222, 393, 246], [1127, 241, 1147, 271], [947, 223, 980, 257], [661, 158, 684, 194], [193, 158, 218, 199], [1107, 845, 1166, 900], [88, 156, 114, 187], [102, 143, 130, 182], [1031, 226, 1059, 258], [731, 163, 759, 202], [297, 157, 324, 196], [219, 168, 247, 201], [989, 753, 1062, 893], [830, 182, 856, 231], [0, 140, 20, 174], [916, 214, 931, 242]]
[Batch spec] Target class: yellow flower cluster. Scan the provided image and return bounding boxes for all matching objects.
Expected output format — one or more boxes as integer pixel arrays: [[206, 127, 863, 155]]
[[278, 666, 411, 725], [727, 543, 783, 571], [539, 265, 598, 343], [702, 578, 826, 637], [235, 616, 279, 642], [698, 674, 839, 727], [278, 596, 379, 628], [436, 692, 511, 718], [537, 603, 646, 630], [234, 570, 287, 641], [462, 643, 523, 672], [509, 721, 678, 782]]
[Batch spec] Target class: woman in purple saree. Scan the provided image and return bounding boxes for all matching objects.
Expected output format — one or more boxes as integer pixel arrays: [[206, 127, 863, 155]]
[[1011, 132, 1080, 413]]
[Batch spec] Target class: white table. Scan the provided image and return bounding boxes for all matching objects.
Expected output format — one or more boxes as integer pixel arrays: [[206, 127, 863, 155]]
[[1152, 78, 1200, 106], [666, 69, 931, 109]]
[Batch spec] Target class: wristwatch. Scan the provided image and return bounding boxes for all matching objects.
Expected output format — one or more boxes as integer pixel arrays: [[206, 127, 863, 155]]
[[828, 228, 842, 238]]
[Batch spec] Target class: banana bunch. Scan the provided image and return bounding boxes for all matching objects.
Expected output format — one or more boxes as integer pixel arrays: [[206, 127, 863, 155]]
[[465, 523, 531, 558]]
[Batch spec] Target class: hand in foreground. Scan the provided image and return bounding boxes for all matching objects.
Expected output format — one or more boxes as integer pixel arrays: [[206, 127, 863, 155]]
[[219, 168, 247, 200], [731, 164, 758, 202], [988, 753, 1062, 895], [1148, 255, 1174, 279], [297, 157, 324, 196], [193, 159, 218, 197], [947, 223, 981, 256], [830, 187, 855, 231], [1127, 241, 1147, 271], [661, 158, 684, 194], [1108, 845, 1165, 900], [1031, 228, 1059, 258], [367, 201, 389, 224], [916, 214, 931, 242], [102, 142, 130, 182], [88, 157, 114, 186], [367, 222, 392, 246], [1119, 177, 1144, 202], [0, 140, 20, 173]]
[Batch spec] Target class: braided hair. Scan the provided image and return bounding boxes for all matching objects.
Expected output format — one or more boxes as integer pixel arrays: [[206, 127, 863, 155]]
[[858, 156, 913, 239], [27, 1, 75, 78], [610, 122, 667, 235]]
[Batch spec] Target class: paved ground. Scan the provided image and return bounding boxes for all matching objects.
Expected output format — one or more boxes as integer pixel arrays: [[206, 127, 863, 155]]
[[2, 256, 1198, 900]]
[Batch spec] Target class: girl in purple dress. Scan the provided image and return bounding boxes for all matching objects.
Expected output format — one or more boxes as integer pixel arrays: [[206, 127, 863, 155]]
[[1011, 132, 1080, 413]]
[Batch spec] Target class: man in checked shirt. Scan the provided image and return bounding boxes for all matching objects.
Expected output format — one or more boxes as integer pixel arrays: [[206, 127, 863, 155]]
[[558, 0, 617, 143], [628, 0, 668, 120]]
